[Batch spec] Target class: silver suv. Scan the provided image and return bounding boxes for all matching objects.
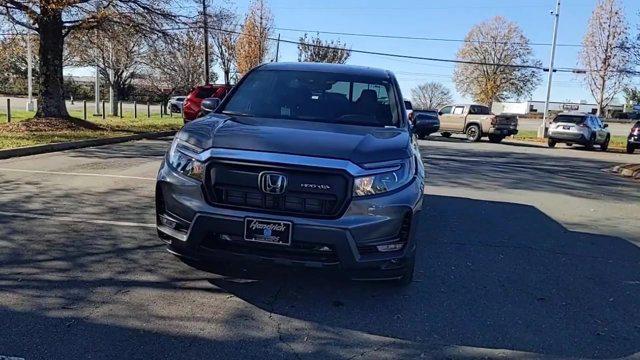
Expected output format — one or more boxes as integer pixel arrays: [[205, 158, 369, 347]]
[[548, 113, 610, 151]]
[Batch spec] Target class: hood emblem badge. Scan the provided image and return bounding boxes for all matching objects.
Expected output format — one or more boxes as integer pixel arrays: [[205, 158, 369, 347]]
[[259, 172, 287, 195]]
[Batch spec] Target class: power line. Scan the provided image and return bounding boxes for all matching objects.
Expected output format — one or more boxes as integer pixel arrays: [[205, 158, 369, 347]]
[[273, 26, 583, 48]]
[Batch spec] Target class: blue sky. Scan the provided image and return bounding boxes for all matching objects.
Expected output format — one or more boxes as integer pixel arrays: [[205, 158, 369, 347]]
[[231, 0, 640, 104], [68, 0, 640, 104]]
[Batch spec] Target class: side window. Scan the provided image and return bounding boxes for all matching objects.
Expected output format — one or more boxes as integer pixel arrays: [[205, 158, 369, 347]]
[[440, 106, 452, 115], [452, 106, 465, 115]]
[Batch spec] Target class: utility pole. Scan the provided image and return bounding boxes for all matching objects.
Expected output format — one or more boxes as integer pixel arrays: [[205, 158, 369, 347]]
[[275, 33, 280, 62], [538, 0, 561, 138], [109, 41, 115, 116], [202, 0, 210, 84], [25, 33, 34, 111]]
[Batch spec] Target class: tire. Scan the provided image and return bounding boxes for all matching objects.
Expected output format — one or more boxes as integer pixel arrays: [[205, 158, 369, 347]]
[[628, 143, 636, 154], [417, 133, 426, 140], [441, 132, 451, 138], [586, 134, 596, 150], [488, 134, 504, 143], [465, 124, 482, 142], [548, 138, 556, 148], [601, 136, 610, 151]]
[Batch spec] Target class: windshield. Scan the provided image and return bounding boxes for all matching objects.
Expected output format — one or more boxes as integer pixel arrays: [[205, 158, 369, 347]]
[[553, 115, 586, 124], [222, 70, 399, 127]]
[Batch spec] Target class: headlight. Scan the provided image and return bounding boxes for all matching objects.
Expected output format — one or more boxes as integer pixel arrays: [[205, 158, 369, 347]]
[[167, 138, 205, 181], [353, 159, 415, 196]]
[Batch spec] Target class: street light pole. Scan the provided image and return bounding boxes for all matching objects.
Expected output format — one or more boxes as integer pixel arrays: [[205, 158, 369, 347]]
[[202, 0, 210, 85], [25, 33, 34, 111], [538, 0, 561, 139], [109, 41, 114, 116]]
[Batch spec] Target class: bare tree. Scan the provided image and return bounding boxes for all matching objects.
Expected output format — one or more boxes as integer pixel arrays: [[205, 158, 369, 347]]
[[145, 31, 215, 96], [0, 0, 176, 119], [410, 82, 453, 110], [211, 9, 239, 85], [297, 33, 351, 64], [579, 0, 630, 116], [67, 24, 145, 115], [235, 0, 273, 76], [453, 16, 541, 106]]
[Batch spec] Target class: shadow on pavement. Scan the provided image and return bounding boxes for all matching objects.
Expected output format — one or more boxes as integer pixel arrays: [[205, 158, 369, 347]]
[[206, 195, 640, 359], [421, 144, 640, 201]]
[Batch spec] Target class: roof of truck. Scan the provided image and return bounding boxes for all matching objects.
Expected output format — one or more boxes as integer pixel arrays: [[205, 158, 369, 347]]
[[257, 62, 392, 79]]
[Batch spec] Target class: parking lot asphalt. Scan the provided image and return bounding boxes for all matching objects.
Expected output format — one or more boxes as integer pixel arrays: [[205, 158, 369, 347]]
[[1, 136, 639, 359]]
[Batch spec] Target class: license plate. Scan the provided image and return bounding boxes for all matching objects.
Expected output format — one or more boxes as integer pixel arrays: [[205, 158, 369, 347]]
[[244, 218, 292, 245]]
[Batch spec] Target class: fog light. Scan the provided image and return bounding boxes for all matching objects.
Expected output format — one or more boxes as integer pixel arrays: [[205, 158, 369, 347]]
[[159, 216, 177, 229], [376, 243, 404, 252]]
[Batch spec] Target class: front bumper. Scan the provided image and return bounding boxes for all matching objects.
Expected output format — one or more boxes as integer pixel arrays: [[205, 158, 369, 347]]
[[156, 162, 424, 279]]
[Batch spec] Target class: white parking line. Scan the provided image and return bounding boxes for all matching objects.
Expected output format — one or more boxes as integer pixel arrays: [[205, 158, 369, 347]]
[[0, 168, 155, 180], [0, 211, 155, 228], [0, 356, 25, 360]]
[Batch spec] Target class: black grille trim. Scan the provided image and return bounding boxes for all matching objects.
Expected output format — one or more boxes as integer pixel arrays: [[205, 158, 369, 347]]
[[204, 160, 352, 219]]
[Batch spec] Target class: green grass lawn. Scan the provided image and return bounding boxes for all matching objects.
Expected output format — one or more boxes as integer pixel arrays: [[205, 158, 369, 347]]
[[514, 130, 627, 149], [0, 110, 183, 150]]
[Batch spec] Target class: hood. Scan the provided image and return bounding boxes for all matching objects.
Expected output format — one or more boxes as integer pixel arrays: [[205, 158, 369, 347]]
[[178, 114, 412, 166]]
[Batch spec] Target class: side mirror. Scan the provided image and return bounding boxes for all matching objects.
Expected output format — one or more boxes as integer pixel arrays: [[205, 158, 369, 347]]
[[603, 123, 609, 128], [201, 97, 221, 112]]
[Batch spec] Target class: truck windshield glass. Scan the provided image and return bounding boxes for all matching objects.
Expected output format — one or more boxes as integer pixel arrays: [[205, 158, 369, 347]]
[[222, 70, 399, 127]]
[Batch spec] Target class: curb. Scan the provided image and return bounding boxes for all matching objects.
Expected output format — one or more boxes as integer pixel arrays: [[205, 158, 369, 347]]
[[611, 163, 640, 180], [0, 130, 176, 160]]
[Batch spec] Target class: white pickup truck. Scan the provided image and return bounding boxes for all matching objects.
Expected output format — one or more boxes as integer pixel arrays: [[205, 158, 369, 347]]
[[437, 104, 518, 143]]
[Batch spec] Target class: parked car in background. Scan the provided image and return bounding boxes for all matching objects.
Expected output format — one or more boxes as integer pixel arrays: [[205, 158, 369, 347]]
[[627, 121, 640, 154], [156, 62, 425, 284], [412, 110, 440, 139], [548, 113, 610, 151], [182, 84, 232, 123], [168, 96, 187, 113], [437, 104, 518, 142]]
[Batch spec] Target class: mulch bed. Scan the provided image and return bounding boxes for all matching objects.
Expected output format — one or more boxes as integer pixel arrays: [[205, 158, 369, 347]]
[[0, 117, 104, 133]]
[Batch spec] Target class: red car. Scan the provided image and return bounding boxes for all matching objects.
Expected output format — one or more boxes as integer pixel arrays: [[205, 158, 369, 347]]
[[182, 84, 232, 122]]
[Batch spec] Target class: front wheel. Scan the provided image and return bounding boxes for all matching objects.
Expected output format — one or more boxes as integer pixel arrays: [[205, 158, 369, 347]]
[[441, 132, 451, 138], [586, 134, 596, 150], [601, 136, 610, 151], [548, 138, 556, 148], [628, 143, 636, 154], [488, 134, 504, 143], [417, 133, 426, 140], [465, 125, 482, 142]]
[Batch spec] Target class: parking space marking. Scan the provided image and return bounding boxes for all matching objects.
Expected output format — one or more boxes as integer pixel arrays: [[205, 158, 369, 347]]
[[0, 211, 155, 228], [0, 168, 155, 181]]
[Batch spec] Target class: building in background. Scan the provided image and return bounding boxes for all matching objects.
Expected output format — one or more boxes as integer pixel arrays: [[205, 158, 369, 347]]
[[492, 100, 624, 117]]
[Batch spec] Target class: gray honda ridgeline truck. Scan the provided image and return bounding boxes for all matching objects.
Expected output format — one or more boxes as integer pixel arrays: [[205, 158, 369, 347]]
[[156, 62, 425, 284]]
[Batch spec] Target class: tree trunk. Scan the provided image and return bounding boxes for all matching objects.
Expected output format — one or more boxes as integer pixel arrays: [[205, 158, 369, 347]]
[[110, 83, 119, 116], [35, 10, 69, 118], [223, 70, 230, 85]]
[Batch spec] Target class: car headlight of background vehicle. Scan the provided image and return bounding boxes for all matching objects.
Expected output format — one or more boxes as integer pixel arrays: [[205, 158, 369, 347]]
[[167, 138, 205, 181], [353, 159, 415, 196]]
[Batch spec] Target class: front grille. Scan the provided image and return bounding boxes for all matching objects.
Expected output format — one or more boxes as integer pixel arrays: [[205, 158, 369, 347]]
[[201, 235, 339, 264], [206, 161, 351, 218]]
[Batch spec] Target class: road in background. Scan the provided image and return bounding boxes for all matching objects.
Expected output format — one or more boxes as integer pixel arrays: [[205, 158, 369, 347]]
[[0, 137, 638, 359]]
